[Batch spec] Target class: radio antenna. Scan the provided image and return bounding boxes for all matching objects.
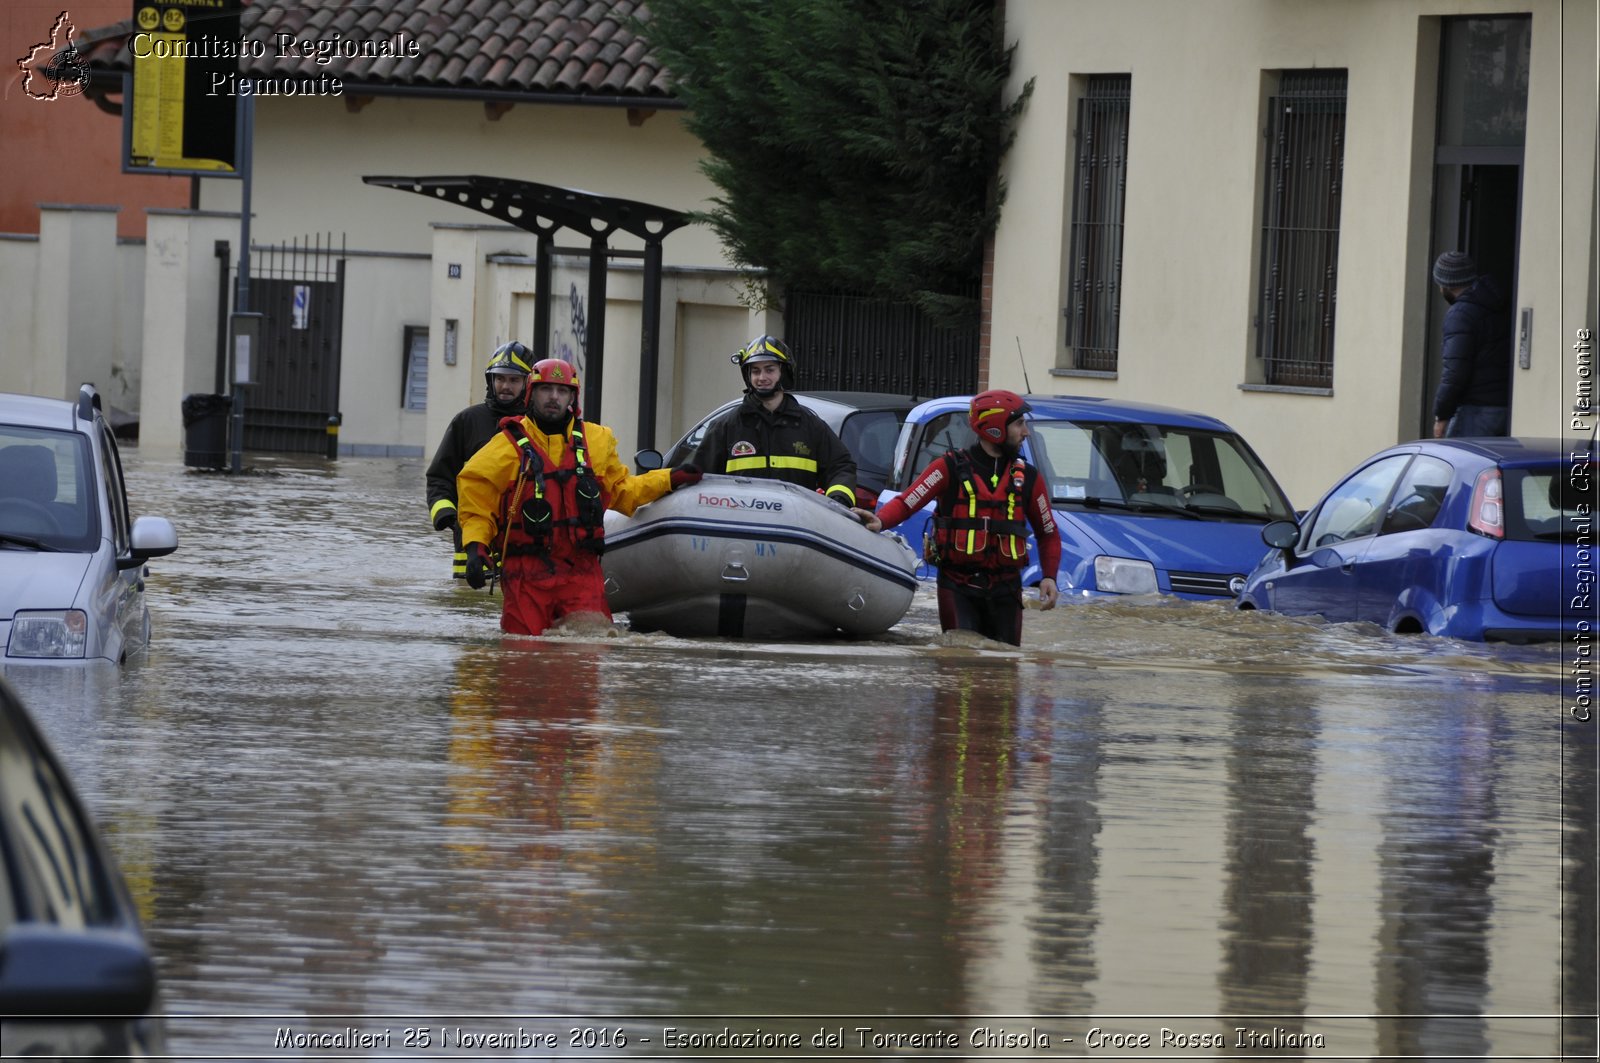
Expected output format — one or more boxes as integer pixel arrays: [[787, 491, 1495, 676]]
[[1015, 337, 1034, 394]]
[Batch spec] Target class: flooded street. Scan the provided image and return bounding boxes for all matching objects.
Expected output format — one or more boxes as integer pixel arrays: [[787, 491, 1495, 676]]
[[6, 452, 1594, 1060]]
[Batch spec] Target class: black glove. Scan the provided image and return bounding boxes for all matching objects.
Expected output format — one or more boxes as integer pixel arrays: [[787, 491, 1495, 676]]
[[432, 503, 457, 531], [464, 542, 495, 589], [670, 463, 703, 490]]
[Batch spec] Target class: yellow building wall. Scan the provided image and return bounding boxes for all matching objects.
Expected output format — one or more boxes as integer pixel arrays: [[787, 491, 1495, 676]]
[[993, 0, 1596, 508]]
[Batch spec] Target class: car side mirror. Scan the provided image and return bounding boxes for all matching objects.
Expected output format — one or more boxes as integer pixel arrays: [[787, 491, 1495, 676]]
[[633, 449, 664, 474], [1261, 519, 1299, 553], [120, 515, 179, 569], [0, 925, 157, 1015]]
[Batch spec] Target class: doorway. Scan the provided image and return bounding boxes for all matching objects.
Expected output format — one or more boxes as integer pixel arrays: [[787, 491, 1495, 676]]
[[1421, 16, 1529, 438]]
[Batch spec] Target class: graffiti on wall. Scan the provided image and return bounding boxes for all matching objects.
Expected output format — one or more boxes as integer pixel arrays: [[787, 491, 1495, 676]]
[[551, 280, 588, 379]]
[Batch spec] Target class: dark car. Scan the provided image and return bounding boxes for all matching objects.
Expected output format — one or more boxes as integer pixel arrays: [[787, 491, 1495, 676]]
[[1237, 437, 1592, 642], [0, 674, 165, 1055], [661, 391, 919, 502]]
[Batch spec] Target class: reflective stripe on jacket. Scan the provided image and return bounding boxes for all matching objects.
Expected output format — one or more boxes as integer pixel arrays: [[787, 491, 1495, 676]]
[[690, 392, 858, 505]]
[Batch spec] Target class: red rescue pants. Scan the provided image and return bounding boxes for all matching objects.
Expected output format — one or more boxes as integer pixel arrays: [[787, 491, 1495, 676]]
[[499, 553, 610, 636]]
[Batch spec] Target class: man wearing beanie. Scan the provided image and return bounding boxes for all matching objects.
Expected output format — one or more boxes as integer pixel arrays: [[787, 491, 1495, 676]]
[[1430, 250, 1511, 437]]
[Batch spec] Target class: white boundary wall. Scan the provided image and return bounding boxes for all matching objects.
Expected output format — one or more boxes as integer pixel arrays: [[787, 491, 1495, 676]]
[[0, 208, 764, 464]]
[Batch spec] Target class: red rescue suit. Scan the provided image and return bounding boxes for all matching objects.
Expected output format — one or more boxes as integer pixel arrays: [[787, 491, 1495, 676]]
[[927, 448, 1034, 569], [457, 415, 671, 636], [875, 445, 1061, 644]]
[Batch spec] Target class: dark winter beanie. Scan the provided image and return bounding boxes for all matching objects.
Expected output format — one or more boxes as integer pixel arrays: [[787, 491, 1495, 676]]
[[1432, 251, 1478, 289]]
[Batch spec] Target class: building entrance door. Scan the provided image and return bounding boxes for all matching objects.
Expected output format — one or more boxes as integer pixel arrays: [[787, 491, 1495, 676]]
[[1421, 16, 1529, 438]]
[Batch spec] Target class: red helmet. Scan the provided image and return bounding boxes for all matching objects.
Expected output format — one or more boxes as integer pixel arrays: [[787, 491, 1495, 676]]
[[524, 358, 581, 419], [526, 357, 579, 393], [969, 390, 1030, 445]]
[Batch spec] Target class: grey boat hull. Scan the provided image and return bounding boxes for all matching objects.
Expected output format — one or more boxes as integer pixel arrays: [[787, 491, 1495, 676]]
[[602, 476, 919, 639]]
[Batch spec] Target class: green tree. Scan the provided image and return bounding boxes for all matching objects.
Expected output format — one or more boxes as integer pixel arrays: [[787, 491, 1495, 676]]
[[636, 0, 1032, 323]]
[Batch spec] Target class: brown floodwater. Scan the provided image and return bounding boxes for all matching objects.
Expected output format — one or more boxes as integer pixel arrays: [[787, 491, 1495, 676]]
[[5, 452, 1592, 1061]]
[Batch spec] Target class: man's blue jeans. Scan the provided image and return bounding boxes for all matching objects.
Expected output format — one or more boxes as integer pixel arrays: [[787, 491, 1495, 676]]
[[1447, 405, 1509, 437]]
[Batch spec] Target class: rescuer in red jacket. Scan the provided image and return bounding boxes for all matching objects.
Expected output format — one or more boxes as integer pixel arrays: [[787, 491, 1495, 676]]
[[858, 390, 1060, 645]]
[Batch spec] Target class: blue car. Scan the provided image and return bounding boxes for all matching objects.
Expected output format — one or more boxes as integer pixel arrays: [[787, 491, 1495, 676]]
[[877, 395, 1296, 599], [1237, 437, 1592, 642]]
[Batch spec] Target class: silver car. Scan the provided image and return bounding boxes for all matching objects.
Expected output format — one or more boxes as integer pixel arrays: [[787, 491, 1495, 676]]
[[0, 385, 178, 665], [661, 390, 918, 501]]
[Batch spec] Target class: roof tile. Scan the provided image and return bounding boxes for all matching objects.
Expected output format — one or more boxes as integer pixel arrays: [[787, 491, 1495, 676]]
[[79, 0, 677, 103], [502, 56, 532, 84]]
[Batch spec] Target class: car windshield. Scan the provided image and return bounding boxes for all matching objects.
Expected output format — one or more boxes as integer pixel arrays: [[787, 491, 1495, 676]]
[[0, 427, 98, 552], [1028, 419, 1294, 521], [1506, 463, 1592, 543]]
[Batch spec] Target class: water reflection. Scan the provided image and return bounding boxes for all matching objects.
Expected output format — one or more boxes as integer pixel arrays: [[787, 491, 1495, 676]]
[[1373, 696, 1499, 1056], [1563, 719, 1598, 1059], [1218, 685, 1316, 1026], [4, 451, 1584, 1060], [1021, 661, 1103, 1017]]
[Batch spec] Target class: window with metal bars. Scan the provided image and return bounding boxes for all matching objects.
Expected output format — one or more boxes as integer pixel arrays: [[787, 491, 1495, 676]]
[[1256, 70, 1347, 388], [1063, 74, 1131, 373]]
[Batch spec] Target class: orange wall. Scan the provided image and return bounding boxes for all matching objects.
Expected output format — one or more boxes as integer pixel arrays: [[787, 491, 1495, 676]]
[[2, 0, 190, 237]]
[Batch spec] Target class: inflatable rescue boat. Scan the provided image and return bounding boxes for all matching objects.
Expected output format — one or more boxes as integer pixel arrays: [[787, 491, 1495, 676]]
[[601, 476, 919, 639]]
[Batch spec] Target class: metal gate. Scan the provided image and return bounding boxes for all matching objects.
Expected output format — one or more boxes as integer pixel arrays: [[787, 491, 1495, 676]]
[[236, 234, 346, 454], [784, 288, 978, 398]]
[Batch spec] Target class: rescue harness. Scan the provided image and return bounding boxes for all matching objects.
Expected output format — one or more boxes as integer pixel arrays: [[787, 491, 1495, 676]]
[[927, 448, 1031, 570], [496, 416, 606, 560]]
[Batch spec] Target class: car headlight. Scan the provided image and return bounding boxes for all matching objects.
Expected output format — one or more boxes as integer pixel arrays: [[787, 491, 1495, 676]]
[[1093, 556, 1159, 595], [7, 610, 89, 658]]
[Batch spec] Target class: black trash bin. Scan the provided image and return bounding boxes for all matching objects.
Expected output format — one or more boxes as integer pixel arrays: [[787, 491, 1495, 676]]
[[181, 393, 229, 469]]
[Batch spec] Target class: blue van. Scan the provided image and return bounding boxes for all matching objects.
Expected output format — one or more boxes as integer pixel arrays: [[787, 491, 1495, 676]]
[[878, 395, 1295, 600]]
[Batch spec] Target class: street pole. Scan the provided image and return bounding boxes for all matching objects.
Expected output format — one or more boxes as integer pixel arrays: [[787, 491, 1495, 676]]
[[230, 90, 254, 473]]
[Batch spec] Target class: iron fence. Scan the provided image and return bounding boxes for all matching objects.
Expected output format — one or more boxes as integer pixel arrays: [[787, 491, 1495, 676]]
[[231, 233, 347, 453], [784, 288, 979, 399]]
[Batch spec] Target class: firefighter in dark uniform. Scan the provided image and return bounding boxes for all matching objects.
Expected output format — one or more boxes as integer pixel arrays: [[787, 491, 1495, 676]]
[[860, 390, 1061, 645], [425, 341, 532, 580], [689, 335, 859, 508]]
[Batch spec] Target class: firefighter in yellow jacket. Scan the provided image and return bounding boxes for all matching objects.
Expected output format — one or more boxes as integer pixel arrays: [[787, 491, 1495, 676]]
[[456, 358, 703, 635]]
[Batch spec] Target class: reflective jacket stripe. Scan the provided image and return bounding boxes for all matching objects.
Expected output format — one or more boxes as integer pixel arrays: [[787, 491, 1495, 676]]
[[726, 454, 820, 474]]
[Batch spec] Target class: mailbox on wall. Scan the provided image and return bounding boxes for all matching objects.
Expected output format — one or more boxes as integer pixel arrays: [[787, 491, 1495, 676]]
[[230, 311, 264, 387]]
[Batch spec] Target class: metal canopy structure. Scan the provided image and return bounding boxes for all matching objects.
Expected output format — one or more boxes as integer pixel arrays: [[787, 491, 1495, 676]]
[[364, 174, 691, 447]]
